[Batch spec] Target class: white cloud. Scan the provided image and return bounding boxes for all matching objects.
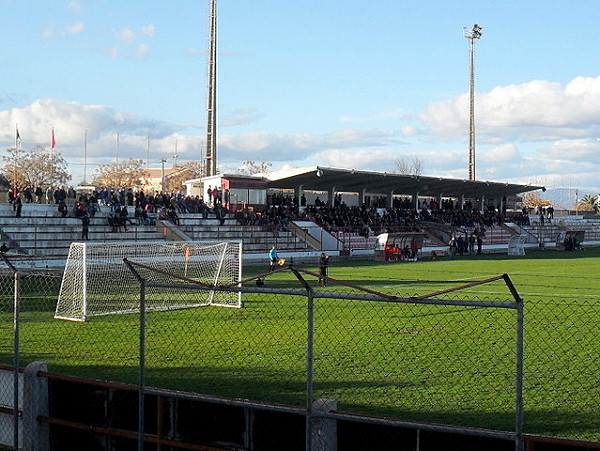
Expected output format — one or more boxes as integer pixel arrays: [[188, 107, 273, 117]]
[[105, 46, 119, 58], [400, 125, 419, 137], [65, 1, 81, 12], [220, 108, 265, 127], [0, 99, 177, 165], [217, 128, 405, 164], [42, 26, 55, 40], [538, 138, 600, 163], [116, 27, 136, 44], [141, 24, 156, 37], [134, 44, 150, 59], [67, 22, 85, 35], [3, 87, 600, 193], [317, 148, 396, 169], [480, 143, 520, 163], [419, 75, 600, 143]]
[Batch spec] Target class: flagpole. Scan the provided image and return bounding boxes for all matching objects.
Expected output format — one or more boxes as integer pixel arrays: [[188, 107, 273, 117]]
[[14, 124, 19, 194], [50, 127, 56, 185], [83, 129, 88, 185]]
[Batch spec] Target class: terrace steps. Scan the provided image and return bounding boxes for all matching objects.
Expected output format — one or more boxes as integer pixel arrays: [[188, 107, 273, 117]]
[[0, 202, 313, 260]]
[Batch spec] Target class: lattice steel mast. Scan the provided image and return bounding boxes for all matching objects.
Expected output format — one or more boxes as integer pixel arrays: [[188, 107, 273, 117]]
[[205, 0, 217, 176], [464, 24, 482, 181]]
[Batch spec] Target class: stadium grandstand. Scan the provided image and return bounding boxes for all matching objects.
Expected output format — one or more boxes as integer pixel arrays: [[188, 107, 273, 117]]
[[2, 166, 600, 267]]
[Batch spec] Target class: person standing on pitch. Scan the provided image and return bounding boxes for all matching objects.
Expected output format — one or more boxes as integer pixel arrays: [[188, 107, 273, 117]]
[[268, 245, 279, 272], [318, 252, 329, 286], [81, 213, 90, 241]]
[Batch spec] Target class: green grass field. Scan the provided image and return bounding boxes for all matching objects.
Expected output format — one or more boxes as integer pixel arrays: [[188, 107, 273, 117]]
[[1, 247, 599, 441]]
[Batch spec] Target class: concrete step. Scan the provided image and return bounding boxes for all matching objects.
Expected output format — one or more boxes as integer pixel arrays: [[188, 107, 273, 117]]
[[1, 225, 160, 235]]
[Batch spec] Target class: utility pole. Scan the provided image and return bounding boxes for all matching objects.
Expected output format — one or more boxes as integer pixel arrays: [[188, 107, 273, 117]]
[[160, 159, 167, 193], [464, 24, 482, 181], [173, 139, 179, 167]]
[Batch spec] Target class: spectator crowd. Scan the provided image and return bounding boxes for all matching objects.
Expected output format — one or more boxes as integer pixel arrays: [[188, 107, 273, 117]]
[[6, 183, 551, 251]]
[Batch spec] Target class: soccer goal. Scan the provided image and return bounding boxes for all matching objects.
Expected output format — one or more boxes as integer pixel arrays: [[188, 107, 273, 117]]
[[507, 235, 526, 256], [55, 241, 243, 321]]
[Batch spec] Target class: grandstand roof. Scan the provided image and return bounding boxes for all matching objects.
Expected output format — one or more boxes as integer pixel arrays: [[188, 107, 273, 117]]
[[265, 166, 544, 200]]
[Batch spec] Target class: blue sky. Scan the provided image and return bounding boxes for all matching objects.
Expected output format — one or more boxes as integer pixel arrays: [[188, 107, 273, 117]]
[[2, 0, 600, 206]]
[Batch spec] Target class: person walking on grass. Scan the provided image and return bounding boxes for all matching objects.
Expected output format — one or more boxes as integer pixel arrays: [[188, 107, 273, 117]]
[[318, 252, 330, 286], [268, 245, 279, 272]]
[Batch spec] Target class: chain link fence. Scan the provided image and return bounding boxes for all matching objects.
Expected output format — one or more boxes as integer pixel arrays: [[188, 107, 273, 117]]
[[0, 258, 61, 450], [0, 256, 598, 449], [122, 260, 524, 450]]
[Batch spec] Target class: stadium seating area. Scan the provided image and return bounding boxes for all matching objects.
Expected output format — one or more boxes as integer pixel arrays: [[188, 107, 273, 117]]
[[0, 202, 312, 263], [176, 216, 309, 253], [1, 200, 599, 265], [0, 203, 163, 261]]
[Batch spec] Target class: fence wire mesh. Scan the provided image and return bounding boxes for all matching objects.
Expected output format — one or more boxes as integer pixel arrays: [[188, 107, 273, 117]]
[[0, 265, 61, 450], [0, 256, 598, 449], [377, 266, 600, 442]]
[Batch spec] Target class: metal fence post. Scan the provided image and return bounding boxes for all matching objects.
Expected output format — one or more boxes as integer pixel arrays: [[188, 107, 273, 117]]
[[123, 258, 147, 451], [12, 267, 20, 451], [23, 362, 49, 451], [312, 398, 338, 451], [503, 273, 524, 451], [138, 278, 146, 451], [306, 288, 315, 451], [515, 297, 524, 451]]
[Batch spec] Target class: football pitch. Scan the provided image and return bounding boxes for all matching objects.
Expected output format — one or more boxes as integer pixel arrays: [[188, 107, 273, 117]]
[[2, 247, 600, 441]]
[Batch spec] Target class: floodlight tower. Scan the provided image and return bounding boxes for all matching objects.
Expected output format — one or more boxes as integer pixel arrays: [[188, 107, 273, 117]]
[[464, 23, 482, 181], [205, 0, 218, 177]]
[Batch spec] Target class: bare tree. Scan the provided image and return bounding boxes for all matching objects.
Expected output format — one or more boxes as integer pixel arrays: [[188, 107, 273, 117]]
[[411, 156, 424, 176], [238, 160, 272, 175], [520, 192, 550, 209], [394, 157, 411, 175], [394, 156, 424, 176], [2, 144, 71, 187], [165, 161, 205, 193], [93, 159, 148, 189]]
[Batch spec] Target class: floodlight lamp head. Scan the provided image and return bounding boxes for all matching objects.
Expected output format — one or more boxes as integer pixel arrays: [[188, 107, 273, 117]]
[[464, 23, 483, 39], [316, 168, 323, 177]]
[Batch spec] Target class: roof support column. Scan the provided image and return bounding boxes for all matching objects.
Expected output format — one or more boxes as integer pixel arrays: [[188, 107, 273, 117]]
[[479, 195, 485, 213], [387, 191, 394, 209], [328, 187, 336, 207], [295, 185, 303, 207], [438, 193, 443, 209], [461, 194, 465, 210], [413, 193, 419, 210], [359, 188, 366, 206]]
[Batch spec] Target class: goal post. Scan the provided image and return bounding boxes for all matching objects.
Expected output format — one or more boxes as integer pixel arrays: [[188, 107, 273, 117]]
[[55, 241, 243, 321]]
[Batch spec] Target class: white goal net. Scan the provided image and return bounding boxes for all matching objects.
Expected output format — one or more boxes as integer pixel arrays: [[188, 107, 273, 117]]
[[55, 241, 243, 321], [507, 235, 526, 256]]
